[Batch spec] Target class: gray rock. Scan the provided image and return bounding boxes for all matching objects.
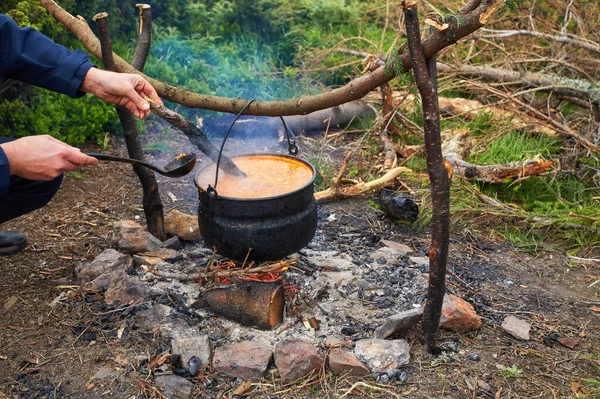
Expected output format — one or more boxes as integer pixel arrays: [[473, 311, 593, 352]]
[[104, 276, 150, 306], [76, 249, 132, 281], [354, 338, 410, 373], [139, 248, 184, 262], [91, 366, 120, 382], [171, 335, 212, 372], [369, 247, 407, 266], [501, 315, 531, 340], [213, 341, 273, 380], [274, 338, 323, 385], [413, 273, 429, 289], [114, 220, 162, 254], [374, 307, 424, 339], [409, 256, 429, 269], [136, 304, 196, 339], [84, 270, 128, 291], [302, 249, 355, 270], [380, 239, 413, 253], [154, 375, 194, 399], [162, 236, 183, 250], [327, 348, 370, 377], [136, 304, 172, 330]]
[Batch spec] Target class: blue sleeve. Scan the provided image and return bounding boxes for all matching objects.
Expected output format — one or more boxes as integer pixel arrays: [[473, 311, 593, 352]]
[[0, 147, 10, 195], [0, 14, 96, 98]]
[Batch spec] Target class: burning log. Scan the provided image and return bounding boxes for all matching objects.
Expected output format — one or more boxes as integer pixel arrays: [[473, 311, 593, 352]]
[[191, 281, 284, 330]]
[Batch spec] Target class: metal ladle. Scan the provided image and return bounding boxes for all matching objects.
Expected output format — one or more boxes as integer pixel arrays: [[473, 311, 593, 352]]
[[86, 152, 197, 178]]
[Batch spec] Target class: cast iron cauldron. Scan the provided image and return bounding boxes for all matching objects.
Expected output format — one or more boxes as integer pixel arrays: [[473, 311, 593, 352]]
[[194, 104, 317, 261]]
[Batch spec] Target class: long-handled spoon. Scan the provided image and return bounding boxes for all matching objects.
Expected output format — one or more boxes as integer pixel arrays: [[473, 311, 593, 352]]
[[86, 152, 196, 178]]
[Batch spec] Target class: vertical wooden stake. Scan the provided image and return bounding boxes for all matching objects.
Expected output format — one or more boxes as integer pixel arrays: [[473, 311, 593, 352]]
[[402, 2, 452, 353], [94, 9, 166, 240]]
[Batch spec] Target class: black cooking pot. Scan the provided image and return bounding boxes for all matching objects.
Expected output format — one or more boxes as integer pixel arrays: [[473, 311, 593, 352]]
[[194, 104, 317, 261]]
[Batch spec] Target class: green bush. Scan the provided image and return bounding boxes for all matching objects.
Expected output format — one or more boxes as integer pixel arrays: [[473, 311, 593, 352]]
[[0, 88, 119, 146]]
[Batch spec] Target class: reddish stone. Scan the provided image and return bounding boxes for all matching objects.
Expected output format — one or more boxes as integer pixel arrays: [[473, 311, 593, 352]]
[[114, 220, 162, 254], [327, 348, 369, 377], [164, 210, 200, 241], [440, 294, 482, 333], [104, 276, 149, 306], [213, 341, 272, 380], [274, 338, 323, 385]]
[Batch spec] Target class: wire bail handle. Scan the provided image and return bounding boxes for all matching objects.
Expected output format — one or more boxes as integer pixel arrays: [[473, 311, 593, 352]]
[[209, 100, 298, 196]]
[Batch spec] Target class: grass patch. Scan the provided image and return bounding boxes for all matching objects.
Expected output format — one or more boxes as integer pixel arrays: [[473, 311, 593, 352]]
[[469, 130, 561, 165]]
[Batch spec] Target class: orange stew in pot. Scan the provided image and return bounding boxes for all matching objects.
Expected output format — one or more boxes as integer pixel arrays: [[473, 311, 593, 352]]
[[195, 155, 313, 199]]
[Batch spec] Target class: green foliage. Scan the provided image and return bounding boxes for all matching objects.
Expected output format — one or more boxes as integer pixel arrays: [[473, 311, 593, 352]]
[[469, 131, 561, 165], [0, 0, 74, 40], [0, 88, 119, 146], [498, 364, 524, 378]]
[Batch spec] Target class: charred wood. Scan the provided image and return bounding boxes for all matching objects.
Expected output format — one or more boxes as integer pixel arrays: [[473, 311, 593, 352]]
[[191, 281, 284, 330]]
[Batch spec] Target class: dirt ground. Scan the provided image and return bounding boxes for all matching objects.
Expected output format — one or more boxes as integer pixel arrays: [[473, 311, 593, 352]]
[[0, 134, 598, 399]]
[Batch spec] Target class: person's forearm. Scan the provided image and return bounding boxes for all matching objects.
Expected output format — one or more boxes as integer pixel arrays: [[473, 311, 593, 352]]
[[0, 14, 95, 98]]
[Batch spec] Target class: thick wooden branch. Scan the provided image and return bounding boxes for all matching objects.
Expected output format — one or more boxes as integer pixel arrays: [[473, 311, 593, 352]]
[[443, 130, 555, 183], [132, 4, 152, 71], [39, 0, 505, 115], [404, 1, 451, 354], [436, 62, 600, 108], [148, 102, 246, 177], [314, 166, 411, 203], [93, 11, 165, 239], [480, 28, 600, 55]]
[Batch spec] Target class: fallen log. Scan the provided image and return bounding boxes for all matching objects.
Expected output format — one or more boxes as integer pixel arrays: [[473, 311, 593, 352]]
[[199, 101, 375, 139], [315, 166, 411, 203], [443, 129, 555, 183], [479, 28, 600, 56], [365, 91, 556, 136], [436, 62, 600, 108], [191, 281, 284, 330]]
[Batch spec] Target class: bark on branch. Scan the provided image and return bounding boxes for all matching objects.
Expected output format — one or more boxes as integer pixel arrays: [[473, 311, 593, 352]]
[[93, 11, 166, 240], [314, 166, 411, 204], [436, 62, 600, 108], [404, 1, 451, 354], [39, 0, 505, 115], [479, 28, 600, 55], [443, 130, 555, 183], [148, 102, 246, 177]]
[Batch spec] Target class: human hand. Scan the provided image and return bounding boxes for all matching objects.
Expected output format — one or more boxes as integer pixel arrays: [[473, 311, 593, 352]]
[[79, 68, 163, 119], [0, 135, 98, 180]]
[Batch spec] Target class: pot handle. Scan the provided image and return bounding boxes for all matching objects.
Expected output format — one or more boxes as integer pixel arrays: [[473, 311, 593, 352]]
[[211, 99, 299, 193]]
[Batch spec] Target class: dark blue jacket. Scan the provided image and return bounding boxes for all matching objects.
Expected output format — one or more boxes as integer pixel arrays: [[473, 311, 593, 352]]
[[0, 14, 95, 194]]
